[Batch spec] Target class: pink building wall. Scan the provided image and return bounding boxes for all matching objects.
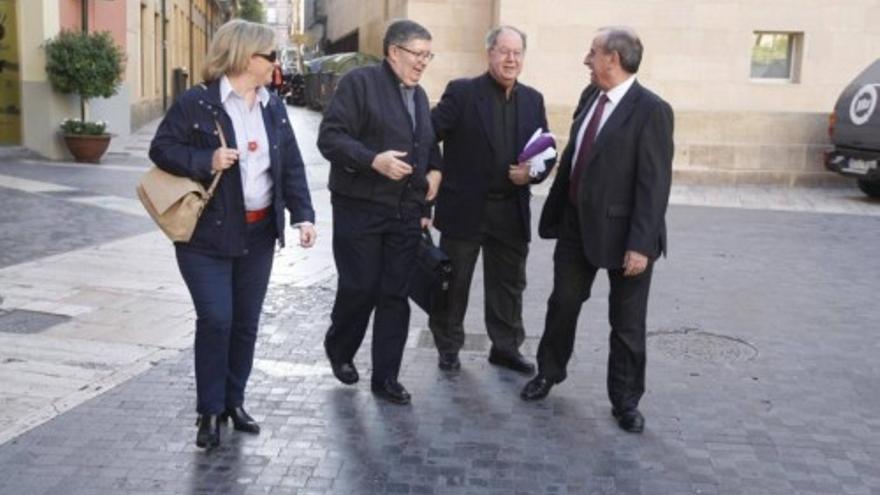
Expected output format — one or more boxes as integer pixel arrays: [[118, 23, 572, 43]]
[[58, 0, 127, 49]]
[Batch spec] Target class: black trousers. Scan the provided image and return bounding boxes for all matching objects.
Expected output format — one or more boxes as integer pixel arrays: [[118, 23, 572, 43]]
[[429, 197, 528, 355], [536, 204, 653, 412], [325, 205, 420, 385]]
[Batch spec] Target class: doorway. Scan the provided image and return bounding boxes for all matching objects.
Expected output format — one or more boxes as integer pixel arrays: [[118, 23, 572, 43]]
[[0, 0, 21, 145]]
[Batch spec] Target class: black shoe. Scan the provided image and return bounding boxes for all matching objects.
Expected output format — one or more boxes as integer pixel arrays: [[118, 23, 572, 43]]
[[325, 346, 359, 384], [221, 406, 260, 434], [438, 352, 461, 371], [195, 414, 221, 449], [371, 379, 411, 405], [520, 375, 554, 401], [612, 408, 645, 433], [488, 349, 535, 374]]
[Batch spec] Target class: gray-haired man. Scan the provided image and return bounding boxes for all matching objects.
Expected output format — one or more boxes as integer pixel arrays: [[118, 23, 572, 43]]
[[429, 26, 555, 374], [521, 27, 674, 434]]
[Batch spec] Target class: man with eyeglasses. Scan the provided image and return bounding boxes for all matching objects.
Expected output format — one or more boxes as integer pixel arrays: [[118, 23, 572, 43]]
[[428, 26, 555, 375], [318, 19, 442, 405]]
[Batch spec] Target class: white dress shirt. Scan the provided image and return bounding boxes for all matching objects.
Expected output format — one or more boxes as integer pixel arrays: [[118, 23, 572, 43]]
[[220, 76, 272, 211], [571, 75, 637, 171]]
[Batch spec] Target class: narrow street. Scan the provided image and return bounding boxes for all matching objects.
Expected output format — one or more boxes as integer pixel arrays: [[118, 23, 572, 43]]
[[0, 106, 879, 494]]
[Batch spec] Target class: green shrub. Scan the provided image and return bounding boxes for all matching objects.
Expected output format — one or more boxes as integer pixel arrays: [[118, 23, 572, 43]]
[[43, 30, 125, 102]]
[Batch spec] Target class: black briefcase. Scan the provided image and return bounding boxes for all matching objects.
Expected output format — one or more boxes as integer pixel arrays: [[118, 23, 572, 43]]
[[409, 228, 452, 313]]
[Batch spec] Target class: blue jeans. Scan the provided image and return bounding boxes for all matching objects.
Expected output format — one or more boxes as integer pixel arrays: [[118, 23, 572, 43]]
[[176, 218, 276, 414]]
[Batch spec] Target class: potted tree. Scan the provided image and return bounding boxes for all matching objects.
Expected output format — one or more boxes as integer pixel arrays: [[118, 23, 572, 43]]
[[43, 30, 125, 163]]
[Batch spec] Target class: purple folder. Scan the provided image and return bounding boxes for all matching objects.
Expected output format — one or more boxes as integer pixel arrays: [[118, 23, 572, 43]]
[[518, 133, 556, 162]]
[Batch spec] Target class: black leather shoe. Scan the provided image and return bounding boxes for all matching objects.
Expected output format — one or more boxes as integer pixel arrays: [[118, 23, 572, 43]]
[[438, 352, 461, 371], [222, 406, 260, 434], [331, 361, 359, 384], [325, 346, 359, 384], [488, 349, 535, 374], [195, 414, 221, 449], [612, 408, 645, 433], [520, 375, 554, 401], [371, 379, 411, 405]]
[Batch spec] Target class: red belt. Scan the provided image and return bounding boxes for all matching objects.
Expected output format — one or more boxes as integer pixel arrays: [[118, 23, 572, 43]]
[[245, 207, 270, 224]]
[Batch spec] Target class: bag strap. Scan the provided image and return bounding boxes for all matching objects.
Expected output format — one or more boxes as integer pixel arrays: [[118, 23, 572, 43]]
[[205, 120, 227, 198]]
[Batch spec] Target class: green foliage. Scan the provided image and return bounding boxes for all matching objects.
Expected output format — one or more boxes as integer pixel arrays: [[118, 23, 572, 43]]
[[43, 30, 126, 101], [60, 118, 107, 136], [237, 0, 266, 23]]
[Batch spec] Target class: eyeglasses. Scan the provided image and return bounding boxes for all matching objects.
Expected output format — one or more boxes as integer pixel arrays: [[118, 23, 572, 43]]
[[253, 50, 278, 63], [492, 48, 524, 60], [394, 44, 435, 62]]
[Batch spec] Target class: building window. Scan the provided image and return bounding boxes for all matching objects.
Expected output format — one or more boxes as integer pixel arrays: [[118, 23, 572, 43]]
[[751, 32, 802, 82], [267, 8, 278, 24]]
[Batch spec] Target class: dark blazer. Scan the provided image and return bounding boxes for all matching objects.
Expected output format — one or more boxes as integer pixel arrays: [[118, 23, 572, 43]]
[[539, 81, 674, 268], [318, 60, 441, 217], [431, 73, 554, 242], [149, 79, 315, 257]]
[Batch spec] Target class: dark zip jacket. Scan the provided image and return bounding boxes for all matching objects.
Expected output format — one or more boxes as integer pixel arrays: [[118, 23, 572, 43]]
[[317, 60, 442, 217]]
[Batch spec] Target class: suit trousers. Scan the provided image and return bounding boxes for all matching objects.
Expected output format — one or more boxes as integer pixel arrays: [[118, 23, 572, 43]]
[[176, 217, 276, 415], [536, 204, 653, 411], [429, 197, 528, 355], [325, 205, 420, 385]]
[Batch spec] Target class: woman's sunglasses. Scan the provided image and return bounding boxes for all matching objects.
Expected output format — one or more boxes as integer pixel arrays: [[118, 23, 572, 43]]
[[253, 51, 277, 63]]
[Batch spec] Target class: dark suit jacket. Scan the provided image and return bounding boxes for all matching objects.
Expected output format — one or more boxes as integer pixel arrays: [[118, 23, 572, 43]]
[[431, 73, 555, 242], [538, 81, 674, 268]]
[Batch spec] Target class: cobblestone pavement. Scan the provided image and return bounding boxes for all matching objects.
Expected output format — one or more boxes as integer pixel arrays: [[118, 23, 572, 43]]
[[0, 154, 155, 269], [1, 191, 879, 493], [2, 105, 880, 494]]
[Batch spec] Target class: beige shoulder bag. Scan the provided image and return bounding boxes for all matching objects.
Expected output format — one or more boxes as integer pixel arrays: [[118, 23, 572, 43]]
[[136, 120, 227, 242]]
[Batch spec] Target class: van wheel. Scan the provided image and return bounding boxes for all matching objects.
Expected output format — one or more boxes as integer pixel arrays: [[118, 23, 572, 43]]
[[857, 179, 880, 198]]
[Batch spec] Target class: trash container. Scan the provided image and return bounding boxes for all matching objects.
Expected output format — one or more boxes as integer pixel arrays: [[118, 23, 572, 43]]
[[172, 67, 189, 101], [304, 72, 341, 111]]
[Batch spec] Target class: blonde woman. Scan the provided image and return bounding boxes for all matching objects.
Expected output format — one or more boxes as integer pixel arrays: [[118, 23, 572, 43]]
[[149, 19, 316, 450]]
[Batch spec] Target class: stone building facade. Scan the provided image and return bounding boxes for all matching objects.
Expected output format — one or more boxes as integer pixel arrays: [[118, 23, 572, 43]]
[[6, 0, 232, 159], [321, 0, 880, 184]]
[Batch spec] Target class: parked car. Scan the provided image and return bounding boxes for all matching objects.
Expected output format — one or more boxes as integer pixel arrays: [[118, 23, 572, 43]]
[[825, 58, 880, 198]]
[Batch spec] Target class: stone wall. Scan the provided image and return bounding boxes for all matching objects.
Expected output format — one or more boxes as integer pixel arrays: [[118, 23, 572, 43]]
[[320, 0, 880, 184]]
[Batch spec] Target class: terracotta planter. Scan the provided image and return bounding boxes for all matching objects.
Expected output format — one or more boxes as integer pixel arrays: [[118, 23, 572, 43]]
[[62, 134, 112, 163]]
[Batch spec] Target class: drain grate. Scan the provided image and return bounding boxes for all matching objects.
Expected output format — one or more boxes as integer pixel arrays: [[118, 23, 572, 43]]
[[0, 309, 71, 334], [417, 330, 492, 352], [648, 327, 758, 364], [416, 330, 539, 353], [40, 190, 100, 198]]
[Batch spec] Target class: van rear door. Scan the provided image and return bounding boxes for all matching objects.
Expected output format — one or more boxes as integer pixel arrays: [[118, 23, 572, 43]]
[[832, 58, 880, 151]]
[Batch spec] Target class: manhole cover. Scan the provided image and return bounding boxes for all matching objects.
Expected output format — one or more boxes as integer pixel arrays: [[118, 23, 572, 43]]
[[0, 309, 71, 334], [648, 327, 757, 364]]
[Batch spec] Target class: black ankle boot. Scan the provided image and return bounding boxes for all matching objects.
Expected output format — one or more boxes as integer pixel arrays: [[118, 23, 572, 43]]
[[195, 414, 221, 449], [221, 406, 260, 434]]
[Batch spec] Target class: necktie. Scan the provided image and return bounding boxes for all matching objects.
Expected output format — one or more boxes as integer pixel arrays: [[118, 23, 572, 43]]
[[568, 94, 609, 205]]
